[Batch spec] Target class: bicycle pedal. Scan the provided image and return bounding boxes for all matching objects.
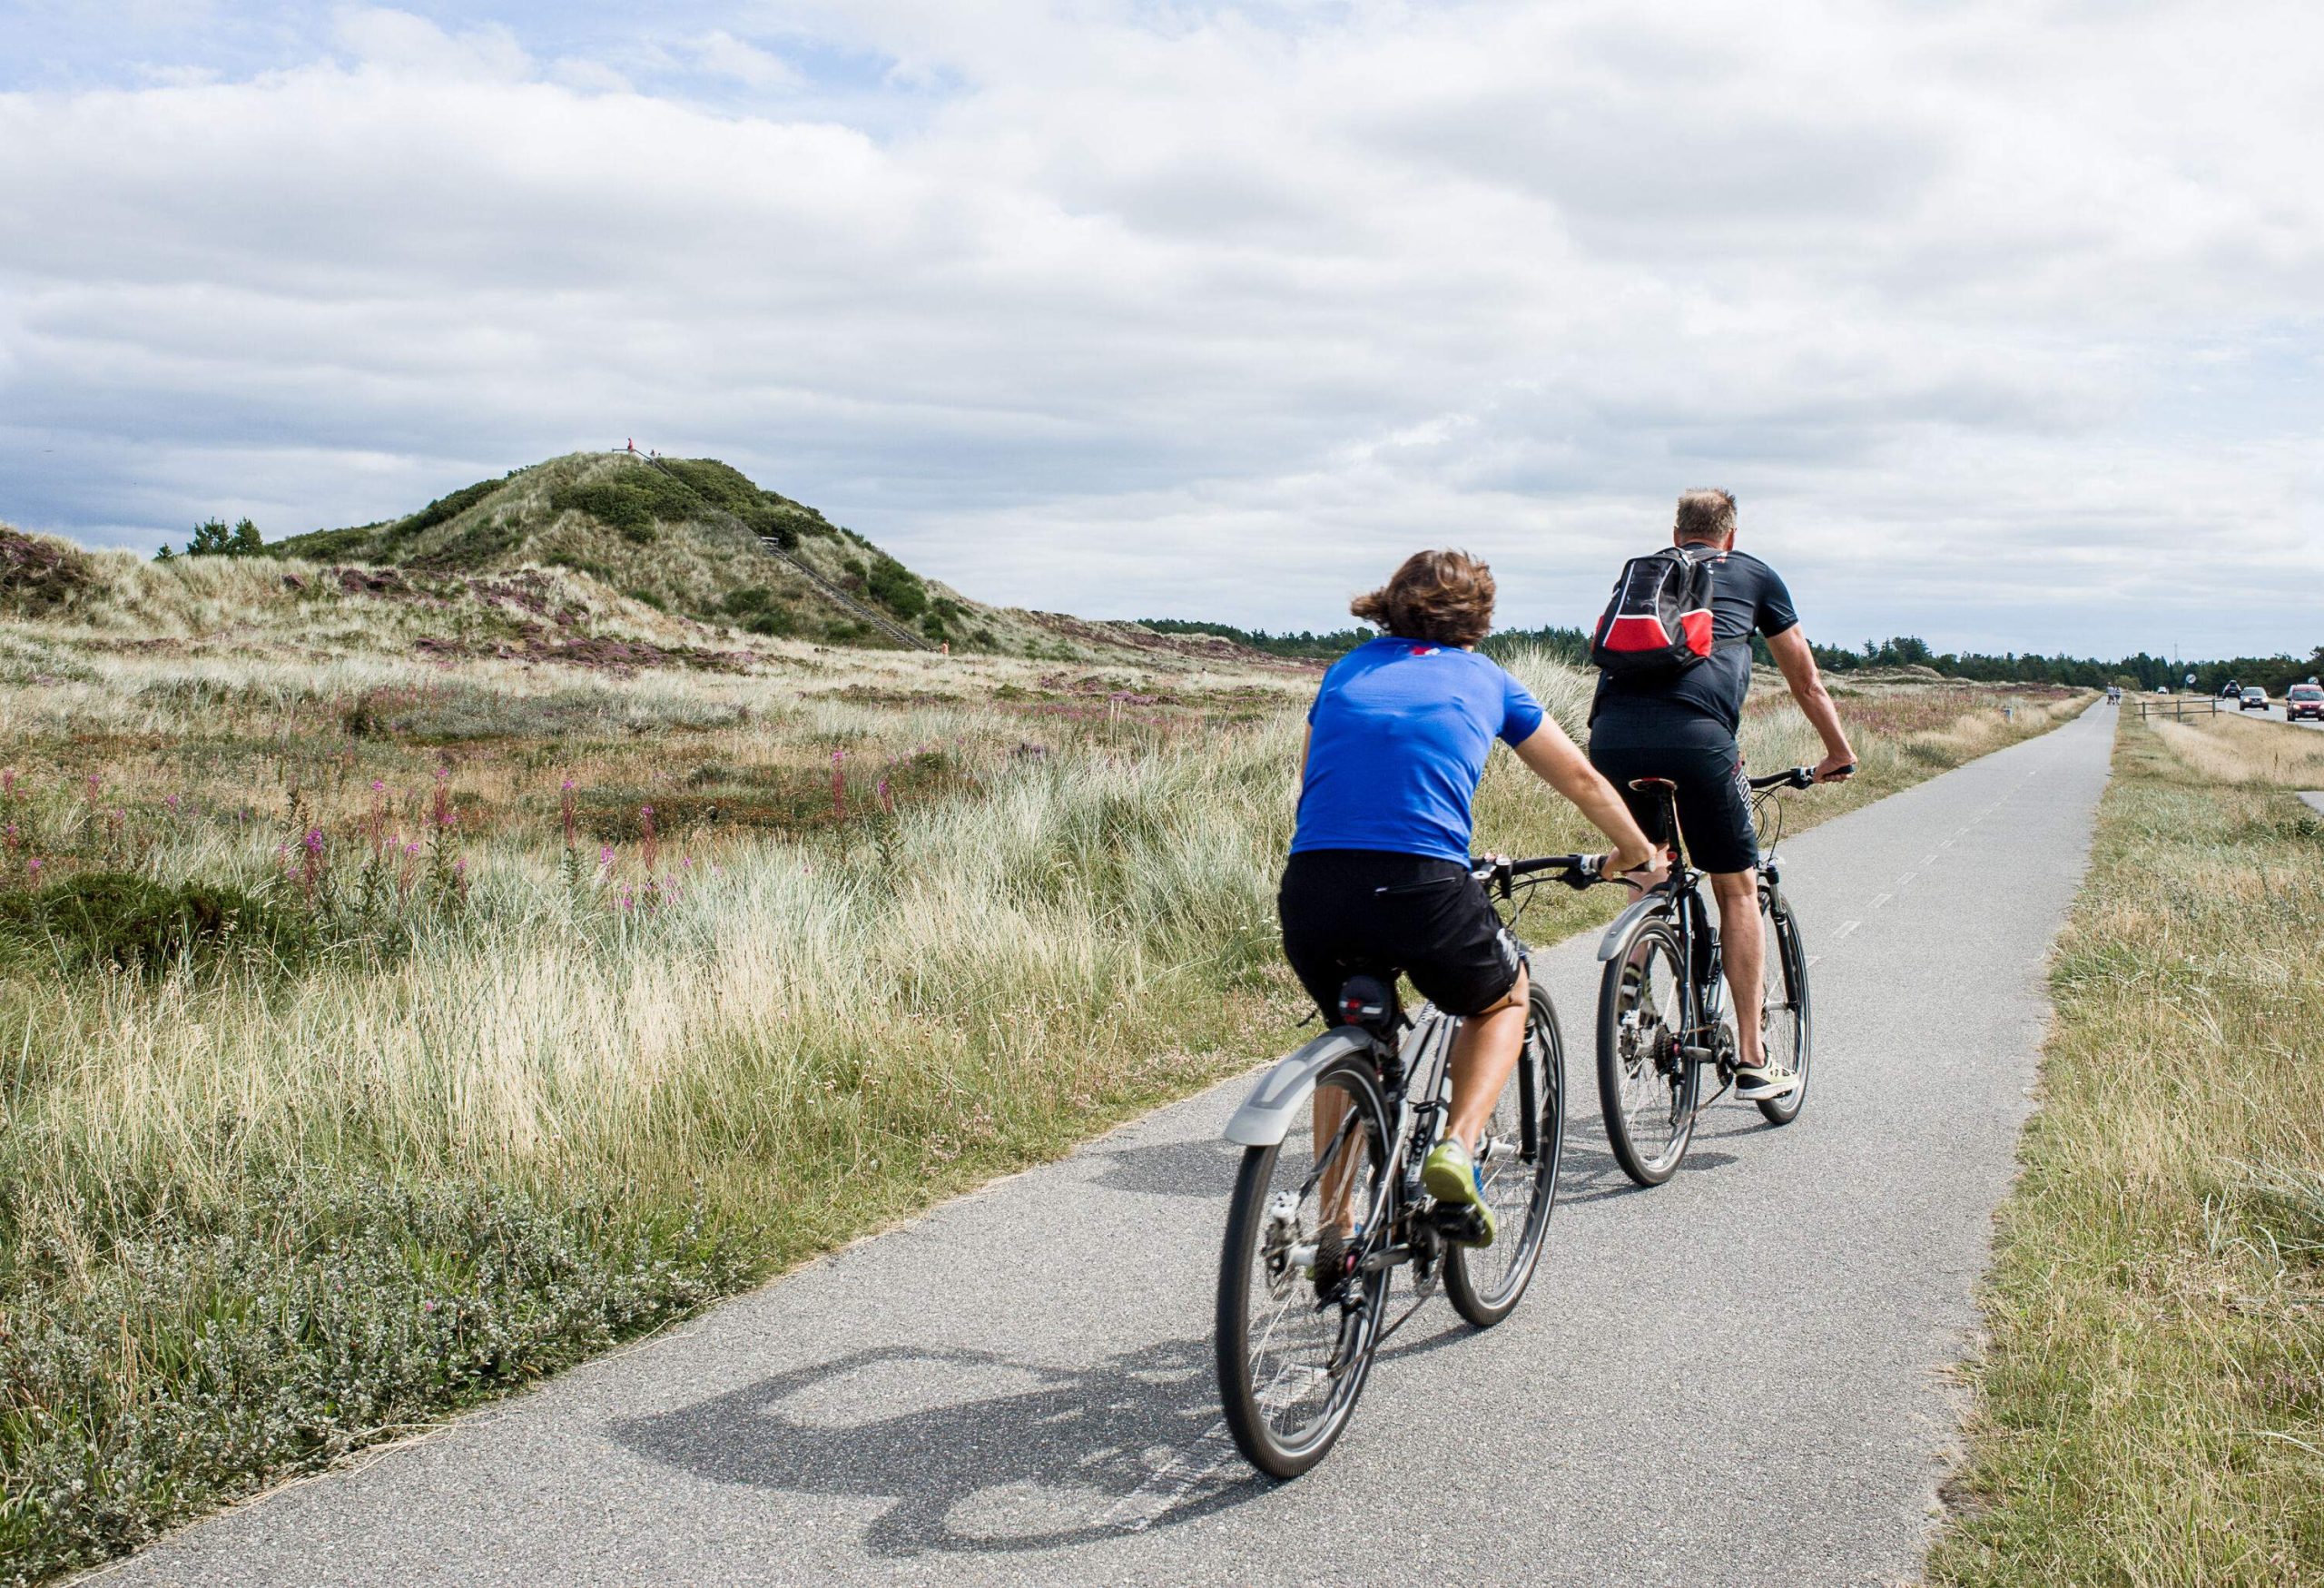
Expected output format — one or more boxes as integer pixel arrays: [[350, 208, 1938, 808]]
[[1427, 1204, 1489, 1244], [1680, 1044, 1717, 1064]]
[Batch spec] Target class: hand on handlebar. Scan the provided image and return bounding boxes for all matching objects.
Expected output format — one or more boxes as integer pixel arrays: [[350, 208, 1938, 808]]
[[1813, 752, 1857, 784], [1605, 847, 1669, 896]]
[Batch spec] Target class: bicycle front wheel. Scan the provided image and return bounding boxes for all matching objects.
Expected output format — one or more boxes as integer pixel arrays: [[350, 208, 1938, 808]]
[[1756, 892, 1812, 1125], [1215, 1050, 1393, 1478], [1597, 915, 1700, 1186], [1445, 975, 1565, 1327]]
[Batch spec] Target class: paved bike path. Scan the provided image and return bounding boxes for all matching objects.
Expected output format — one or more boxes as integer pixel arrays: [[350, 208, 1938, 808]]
[[109, 704, 2114, 1588]]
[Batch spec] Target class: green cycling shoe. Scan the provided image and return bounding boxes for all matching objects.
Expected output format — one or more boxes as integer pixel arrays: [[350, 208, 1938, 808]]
[[1421, 1139, 1494, 1248]]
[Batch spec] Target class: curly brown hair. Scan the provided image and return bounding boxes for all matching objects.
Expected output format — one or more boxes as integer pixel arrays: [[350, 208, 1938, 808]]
[[1349, 549, 1496, 647]]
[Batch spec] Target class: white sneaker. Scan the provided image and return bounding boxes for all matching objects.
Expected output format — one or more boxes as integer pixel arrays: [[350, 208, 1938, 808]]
[[1732, 1063, 1799, 1101]]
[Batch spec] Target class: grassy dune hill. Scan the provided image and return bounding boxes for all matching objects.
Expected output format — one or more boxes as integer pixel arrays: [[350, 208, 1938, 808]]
[[263, 451, 1231, 663]]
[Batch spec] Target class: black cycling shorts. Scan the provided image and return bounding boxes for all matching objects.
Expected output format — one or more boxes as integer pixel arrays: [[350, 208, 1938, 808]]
[[1589, 738, 1758, 875], [1277, 849, 1523, 1021]]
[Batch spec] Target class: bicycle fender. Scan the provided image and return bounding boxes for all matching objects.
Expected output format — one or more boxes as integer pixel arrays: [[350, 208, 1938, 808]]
[[1594, 895, 1662, 962], [1221, 1029, 1374, 1148]]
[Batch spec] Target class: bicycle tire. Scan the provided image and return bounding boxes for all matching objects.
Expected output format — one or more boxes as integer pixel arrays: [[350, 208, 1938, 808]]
[[1755, 893, 1813, 1126], [1444, 976, 1566, 1327], [1215, 1050, 1393, 1478], [1596, 914, 1700, 1186]]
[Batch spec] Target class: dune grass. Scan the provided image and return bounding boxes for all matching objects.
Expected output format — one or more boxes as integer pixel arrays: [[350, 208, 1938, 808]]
[[1928, 708, 2324, 1586], [0, 631, 2085, 1583]]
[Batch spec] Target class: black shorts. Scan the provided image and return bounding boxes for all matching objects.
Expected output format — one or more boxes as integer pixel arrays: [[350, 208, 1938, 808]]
[[1278, 850, 1523, 1021], [1589, 737, 1758, 874]]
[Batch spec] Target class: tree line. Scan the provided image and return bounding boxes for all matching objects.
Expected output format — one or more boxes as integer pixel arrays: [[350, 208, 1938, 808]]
[[1146, 617, 2320, 695], [1815, 636, 2324, 695]]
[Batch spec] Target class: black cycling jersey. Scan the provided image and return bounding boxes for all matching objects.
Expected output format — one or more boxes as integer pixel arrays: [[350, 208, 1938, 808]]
[[1590, 545, 1797, 745]]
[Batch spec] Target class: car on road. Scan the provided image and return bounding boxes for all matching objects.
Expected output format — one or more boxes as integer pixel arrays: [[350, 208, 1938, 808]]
[[2288, 684, 2324, 722], [2240, 687, 2270, 712], [2154, 686, 2170, 695]]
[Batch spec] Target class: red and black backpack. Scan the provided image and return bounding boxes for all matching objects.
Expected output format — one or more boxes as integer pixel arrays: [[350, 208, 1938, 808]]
[[1588, 546, 1717, 677]]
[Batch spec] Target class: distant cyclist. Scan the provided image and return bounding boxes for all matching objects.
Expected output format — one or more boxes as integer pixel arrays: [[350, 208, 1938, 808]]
[[1282, 550, 1664, 1244], [1586, 490, 1855, 1101]]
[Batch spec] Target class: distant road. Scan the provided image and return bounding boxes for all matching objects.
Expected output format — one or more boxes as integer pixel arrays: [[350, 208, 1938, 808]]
[[112, 705, 2114, 1588]]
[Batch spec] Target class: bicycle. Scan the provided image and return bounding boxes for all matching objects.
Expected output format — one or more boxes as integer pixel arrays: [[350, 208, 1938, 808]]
[[1213, 852, 1607, 1478], [1592, 764, 1845, 1187]]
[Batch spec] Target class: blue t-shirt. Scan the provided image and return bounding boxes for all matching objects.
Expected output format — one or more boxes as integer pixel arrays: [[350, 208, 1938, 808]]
[[1293, 638, 1547, 863]]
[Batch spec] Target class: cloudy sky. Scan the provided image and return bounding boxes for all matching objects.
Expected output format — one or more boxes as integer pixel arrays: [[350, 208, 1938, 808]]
[[3, 1, 2318, 657]]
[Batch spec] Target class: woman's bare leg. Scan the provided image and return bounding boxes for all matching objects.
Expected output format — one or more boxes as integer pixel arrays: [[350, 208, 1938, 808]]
[[1444, 963, 1529, 1151]]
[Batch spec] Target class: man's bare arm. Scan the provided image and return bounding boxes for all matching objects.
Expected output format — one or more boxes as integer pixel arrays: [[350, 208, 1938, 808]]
[[1765, 627, 1857, 782]]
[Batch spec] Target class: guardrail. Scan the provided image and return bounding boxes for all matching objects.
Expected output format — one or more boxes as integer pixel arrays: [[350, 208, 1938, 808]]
[[2133, 695, 2224, 720]]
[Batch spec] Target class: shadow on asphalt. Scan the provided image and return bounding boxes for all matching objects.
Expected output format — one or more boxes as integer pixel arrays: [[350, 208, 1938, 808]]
[[610, 1337, 1268, 1557], [615, 1101, 1789, 1556], [1081, 1135, 1243, 1198]]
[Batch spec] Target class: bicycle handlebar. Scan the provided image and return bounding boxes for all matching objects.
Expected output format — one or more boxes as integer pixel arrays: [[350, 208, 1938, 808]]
[[1468, 853, 1603, 893], [1748, 763, 1853, 792]]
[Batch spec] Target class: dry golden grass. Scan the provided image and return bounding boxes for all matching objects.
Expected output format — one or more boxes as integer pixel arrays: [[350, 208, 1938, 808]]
[[2153, 709, 2324, 786], [1929, 713, 2324, 1587]]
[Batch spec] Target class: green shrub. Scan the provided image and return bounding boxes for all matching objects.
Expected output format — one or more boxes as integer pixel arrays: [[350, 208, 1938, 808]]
[[0, 1170, 748, 1581], [864, 554, 928, 618], [550, 483, 654, 538], [399, 478, 502, 536], [0, 873, 308, 975], [2, 873, 299, 972]]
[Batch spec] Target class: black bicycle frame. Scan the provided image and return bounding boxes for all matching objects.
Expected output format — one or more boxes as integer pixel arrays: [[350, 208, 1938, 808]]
[[1630, 776, 1797, 1060]]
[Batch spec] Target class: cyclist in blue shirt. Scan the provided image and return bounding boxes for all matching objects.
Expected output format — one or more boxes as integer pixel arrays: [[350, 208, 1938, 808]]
[[1282, 550, 1664, 1244]]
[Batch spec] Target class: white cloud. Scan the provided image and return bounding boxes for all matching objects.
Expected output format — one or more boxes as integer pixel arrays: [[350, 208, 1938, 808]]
[[1, 0, 2319, 656], [691, 29, 800, 91], [330, 7, 529, 82]]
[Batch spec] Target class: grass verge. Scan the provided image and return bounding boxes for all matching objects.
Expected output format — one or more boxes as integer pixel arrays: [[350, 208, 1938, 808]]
[[1928, 708, 2324, 1585]]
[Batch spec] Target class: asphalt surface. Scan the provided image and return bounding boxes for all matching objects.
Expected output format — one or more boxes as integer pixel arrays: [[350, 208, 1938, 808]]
[[108, 703, 2115, 1588]]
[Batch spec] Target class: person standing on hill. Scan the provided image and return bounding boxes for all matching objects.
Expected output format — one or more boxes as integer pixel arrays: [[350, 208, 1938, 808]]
[[1586, 489, 1856, 1100]]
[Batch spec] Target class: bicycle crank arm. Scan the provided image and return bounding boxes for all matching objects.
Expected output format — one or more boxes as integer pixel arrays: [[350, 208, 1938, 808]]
[[1357, 1244, 1418, 1276], [1675, 1077, 1734, 1131]]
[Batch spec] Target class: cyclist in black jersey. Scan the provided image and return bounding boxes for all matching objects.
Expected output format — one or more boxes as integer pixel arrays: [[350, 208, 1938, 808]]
[[1587, 490, 1856, 1100]]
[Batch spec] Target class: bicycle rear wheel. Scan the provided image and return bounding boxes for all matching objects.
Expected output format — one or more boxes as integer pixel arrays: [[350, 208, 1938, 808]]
[[1215, 1050, 1393, 1478], [1445, 976, 1565, 1327], [1755, 893, 1812, 1125], [1597, 916, 1700, 1186]]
